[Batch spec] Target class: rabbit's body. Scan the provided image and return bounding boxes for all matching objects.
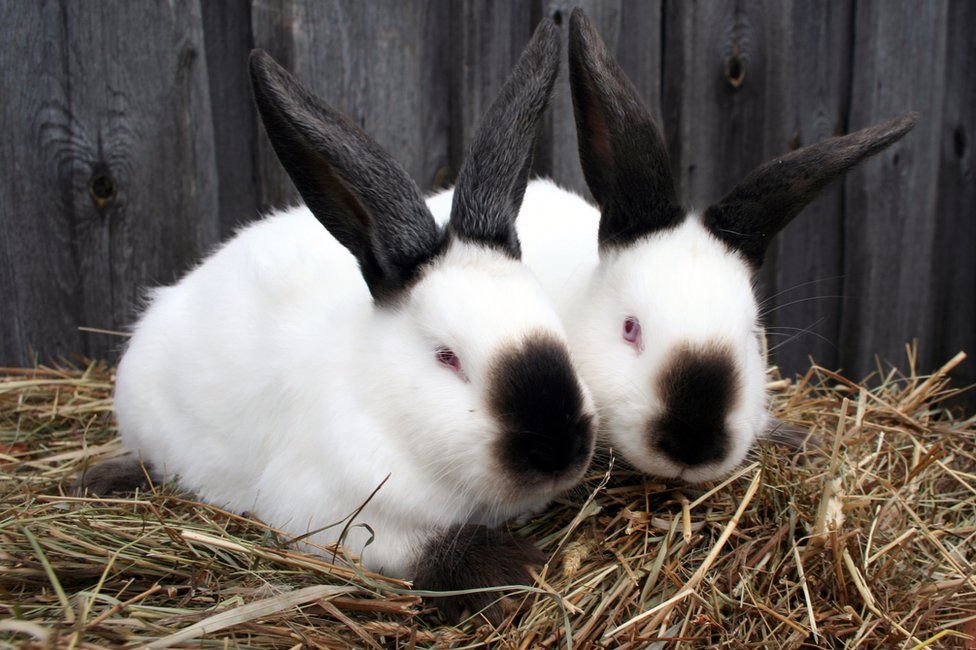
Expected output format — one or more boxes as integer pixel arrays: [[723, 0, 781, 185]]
[[89, 21, 598, 622], [116, 206, 554, 576]]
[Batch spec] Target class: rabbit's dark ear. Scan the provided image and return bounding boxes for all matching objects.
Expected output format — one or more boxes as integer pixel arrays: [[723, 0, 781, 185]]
[[568, 8, 682, 251], [448, 19, 560, 258], [704, 113, 919, 267], [249, 50, 442, 304]]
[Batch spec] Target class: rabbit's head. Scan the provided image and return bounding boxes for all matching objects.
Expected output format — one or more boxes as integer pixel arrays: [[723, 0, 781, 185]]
[[249, 20, 595, 508], [565, 9, 916, 482]]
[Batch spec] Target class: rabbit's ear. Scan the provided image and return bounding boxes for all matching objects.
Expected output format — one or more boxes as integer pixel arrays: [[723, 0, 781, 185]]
[[448, 19, 560, 258], [705, 113, 918, 267], [568, 8, 682, 251], [249, 50, 442, 303]]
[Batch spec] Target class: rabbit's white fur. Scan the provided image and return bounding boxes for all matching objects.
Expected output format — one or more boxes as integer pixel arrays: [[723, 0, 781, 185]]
[[109, 22, 603, 599], [428, 179, 768, 482], [115, 204, 591, 577], [427, 179, 597, 316]]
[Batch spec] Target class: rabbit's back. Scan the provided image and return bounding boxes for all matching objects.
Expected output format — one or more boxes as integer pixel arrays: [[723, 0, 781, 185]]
[[114, 206, 371, 508], [112, 204, 571, 576], [517, 180, 600, 315], [427, 179, 600, 317]]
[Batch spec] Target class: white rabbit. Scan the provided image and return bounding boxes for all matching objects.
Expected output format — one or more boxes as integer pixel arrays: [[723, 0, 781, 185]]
[[78, 20, 596, 622], [430, 8, 917, 484]]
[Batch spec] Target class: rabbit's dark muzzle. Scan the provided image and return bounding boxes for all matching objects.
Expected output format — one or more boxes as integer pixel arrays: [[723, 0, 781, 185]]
[[488, 334, 596, 482], [649, 343, 738, 467]]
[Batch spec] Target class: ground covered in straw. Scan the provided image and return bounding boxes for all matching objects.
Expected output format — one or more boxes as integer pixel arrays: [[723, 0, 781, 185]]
[[1, 352, 975, 648]]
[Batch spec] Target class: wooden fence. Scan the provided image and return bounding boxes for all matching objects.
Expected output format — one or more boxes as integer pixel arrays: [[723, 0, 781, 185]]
[[1, 0, 973, 392]]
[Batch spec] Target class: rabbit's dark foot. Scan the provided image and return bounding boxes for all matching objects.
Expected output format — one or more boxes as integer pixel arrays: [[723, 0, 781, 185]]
[[413, 524, 545, 625], [72, 456, 157, 496]]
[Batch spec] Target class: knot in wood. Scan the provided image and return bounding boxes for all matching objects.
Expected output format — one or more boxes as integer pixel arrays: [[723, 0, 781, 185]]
[[725, 55, 745, 88], [88, 166, 116, 208]]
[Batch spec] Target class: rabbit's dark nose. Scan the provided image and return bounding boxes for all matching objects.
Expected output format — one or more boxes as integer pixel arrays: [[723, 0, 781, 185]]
[[651, 343, 736, 467], [488, 334, 595, 478]]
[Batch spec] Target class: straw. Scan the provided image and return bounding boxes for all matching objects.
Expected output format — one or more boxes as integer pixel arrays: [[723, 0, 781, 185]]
[[1, 350, 973, 647]]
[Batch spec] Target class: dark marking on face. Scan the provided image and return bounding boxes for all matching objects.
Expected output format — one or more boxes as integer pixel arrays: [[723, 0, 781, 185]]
[[650, 343, 738, 467], [488, 334, 594, 480], [412, 524, 545, 624]]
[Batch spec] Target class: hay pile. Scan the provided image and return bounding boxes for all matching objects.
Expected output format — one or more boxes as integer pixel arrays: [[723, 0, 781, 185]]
[[1, 351, 974, 648]]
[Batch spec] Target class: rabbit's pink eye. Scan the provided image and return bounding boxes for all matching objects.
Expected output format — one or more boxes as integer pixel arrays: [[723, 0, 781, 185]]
[[436, 346, 468, 381], [623, 316, 642, 351]]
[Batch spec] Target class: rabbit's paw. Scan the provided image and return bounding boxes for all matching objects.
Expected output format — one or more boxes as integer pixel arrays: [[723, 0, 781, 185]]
[[413, 524, 545, 625]]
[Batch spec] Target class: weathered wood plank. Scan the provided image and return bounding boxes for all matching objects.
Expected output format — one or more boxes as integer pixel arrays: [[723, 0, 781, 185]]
[[538, 0, 662, 194], [251, 0, 453, 211], [450, 0, 533, 186], [0, 1, 80, 365], [766, 0, 852, 376], [931, 0, 975, 395], [663, 1, 791, 209], [0, 0, 219, 364], [840, 0, 949, 378], [662, 0, 851, 376], [0, 0, 971, 381], [249, 0, 299, 211], [202, 0, 261, 235]]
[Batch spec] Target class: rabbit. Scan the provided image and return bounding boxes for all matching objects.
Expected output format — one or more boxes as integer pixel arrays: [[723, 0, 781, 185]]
[[77, 19, 596, 623], [428, 8, 917, 484]]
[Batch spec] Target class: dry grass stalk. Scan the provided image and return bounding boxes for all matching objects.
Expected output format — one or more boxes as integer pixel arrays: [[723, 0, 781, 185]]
[[1, 351, 974, 647]]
